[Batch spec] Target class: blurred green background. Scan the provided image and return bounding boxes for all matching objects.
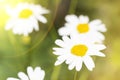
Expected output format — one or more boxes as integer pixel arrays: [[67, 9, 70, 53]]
[[0, 0, 120, 80]]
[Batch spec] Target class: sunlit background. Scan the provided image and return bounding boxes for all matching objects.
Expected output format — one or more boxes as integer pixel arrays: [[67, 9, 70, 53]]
[[0, 0, 120, 80]]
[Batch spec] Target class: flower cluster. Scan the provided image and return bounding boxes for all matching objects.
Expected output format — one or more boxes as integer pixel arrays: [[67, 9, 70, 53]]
[[5, 2, 107, 80], [53, 15, 106, 71]]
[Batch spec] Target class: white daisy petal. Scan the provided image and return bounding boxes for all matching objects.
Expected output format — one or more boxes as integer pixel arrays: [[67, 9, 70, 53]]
[[36, 15, 47, 23], [89, 19, 102, 26], [62, 36, 70, 42], [53, 49, 66, 55], [28, 66, 45, 80], [96, 52, 105, 57], [68, 60, 77, 70], [75, 58, 82, 71], [30, 18, 39, 31], [97, 24, 107, 32], [79, 15, 89, 23], [94, 44, 106, 50], [33, 5, 49, 14], [53, 47, 63, 52], [57, 54, 68, 61], [6, 5, 18, 17], [53, 51, 62, 55], [65, 55, 75, 64], [55, 39, 65, 47], [90, 20, 106, 32], [18, 72, 29, 80], [68, 64, 74, 70], [39, 9, 49, 14], [95, 32, 105, 40], [89, 51, 105, 57], [83, 56, 95, 71], [65, 14, 79, 23], [7, 78, 20, 80], [55, 59, 65, 66], [34, 67, 45, 80], [27, 66, 34, 80], [58, 27, 70, 36]]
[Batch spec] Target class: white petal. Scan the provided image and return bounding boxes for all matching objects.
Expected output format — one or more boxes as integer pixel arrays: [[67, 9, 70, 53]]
[[57, 54, 68, 61], [94, 44, 106, 50], [83, 56, 95, 71], [36, 15, 47, 23], [55, 60, 65, 66], [53, 48, 66, 55], [97, 24, 107, 32], [33, 5, 49, 14], [65, 55, 75, 64], [7, 78, 19, 80], [62, 36, 70, 43], [31, 18, 39, 31], [90, 19, 102, 26], [39, 9, 49, 14], [95, 32, 105, 40], [18, 72, 29, 80], [55, 39, 65, 47], [96, 52, 105, 57], [6, 5, 18, 17], [65, 15, 79, 23], [53, 51, 62, 55], [68, 60, 77, 70], [79, 15, 89, 23], [90, 19, 106, 32], [90, 51, 105, 57], [75, 58, 82, 71], [27, 66, 34, 80], [34, 67, 45, 80], [58, 27, 70, 36]]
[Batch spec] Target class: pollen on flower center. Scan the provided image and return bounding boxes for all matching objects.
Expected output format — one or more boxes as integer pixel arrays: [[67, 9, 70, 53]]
[[19, 9, 33, 18], [71, 44, 88, 56], [77, 24, 89, 33]]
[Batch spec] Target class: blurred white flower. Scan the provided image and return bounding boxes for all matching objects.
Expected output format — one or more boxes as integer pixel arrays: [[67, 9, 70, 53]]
[[5, 3, 49, 36], [7, 66, 45, 80], [58, 15, 106, 43], [53, 36, 106, 71]]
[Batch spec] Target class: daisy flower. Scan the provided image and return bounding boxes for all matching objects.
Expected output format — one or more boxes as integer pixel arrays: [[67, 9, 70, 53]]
[[5, 3, 49, 36], [7, 66, 45, 80], [58, 15, 106, 43], [53, 36, 106, 71]]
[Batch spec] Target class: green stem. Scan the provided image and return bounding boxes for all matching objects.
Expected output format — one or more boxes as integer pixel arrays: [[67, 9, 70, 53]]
[[74, 71, 78, 80]]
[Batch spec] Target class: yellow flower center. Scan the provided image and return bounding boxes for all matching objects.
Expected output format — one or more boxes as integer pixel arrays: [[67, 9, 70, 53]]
[[77, 24, 89, 33], [19, 9, 33, 18], [71, 44, 88, 56]]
